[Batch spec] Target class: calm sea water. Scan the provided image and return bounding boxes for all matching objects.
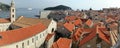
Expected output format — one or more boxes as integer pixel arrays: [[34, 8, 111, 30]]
[[0, 8, 40, 18]]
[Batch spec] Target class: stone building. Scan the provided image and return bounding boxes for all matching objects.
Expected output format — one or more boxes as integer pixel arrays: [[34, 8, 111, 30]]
[[0, 0, 16, 32], [0, 0, 57, 48]]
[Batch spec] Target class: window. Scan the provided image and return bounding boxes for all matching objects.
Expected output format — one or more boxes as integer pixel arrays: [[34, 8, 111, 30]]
[[22, 43, 24, 48], [16, 45, 18, 48], [36, 36, 38, 40], [12, 9, 14, 12], [40, 34, 41, 38], [52, 28, 54, 32], [87, 45, 91, 48], [27, 40, 29, 45], [97, 44, 101, 48], [43, 33, 44, 36], [46, 31, 47, 34], [12, 15, 14, 18], [32, 38, 34, 43]]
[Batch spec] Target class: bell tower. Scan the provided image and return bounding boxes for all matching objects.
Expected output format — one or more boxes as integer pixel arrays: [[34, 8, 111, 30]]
[[10, 0, 16, 22]]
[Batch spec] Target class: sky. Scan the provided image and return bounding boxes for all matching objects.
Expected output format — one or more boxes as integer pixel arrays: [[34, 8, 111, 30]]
[[1, 0, 120, 10]]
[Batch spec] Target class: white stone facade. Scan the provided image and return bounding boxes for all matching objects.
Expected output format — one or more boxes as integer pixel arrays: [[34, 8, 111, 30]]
[[0, 20, 57, 48], [40, 11, 51, 18], [46, 34, 55, 48], [0, 23, 11, 32], [47, 19, 57, 33]]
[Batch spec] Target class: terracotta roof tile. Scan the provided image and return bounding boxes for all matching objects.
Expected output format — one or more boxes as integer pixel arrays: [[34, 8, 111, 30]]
[[52, 42, 58, 48], [73, 28, 93, 41], [109, 23, 118, 28], [81, 19, 88, 23], [85, 19, 93, 27], [98, 29, 110, 44], [74, 28, 83, 41], [79, 26, 111, 46], [74, 19, 82, 26], [45, 33, 55, 41], [64, 22, 75, 32], [79, 29, 96, 46], [52, 38, 72, 48], [13, 16, 51, 27], [0, 18, 10, 23], [65, 16, 77, 21], [106, 18, 115, 23], [0, 23, 46, 46]]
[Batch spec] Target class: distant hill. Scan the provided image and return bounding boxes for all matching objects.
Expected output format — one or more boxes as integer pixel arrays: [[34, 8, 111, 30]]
[[44, 5, 72, 10], [0, 2, 10, 11]]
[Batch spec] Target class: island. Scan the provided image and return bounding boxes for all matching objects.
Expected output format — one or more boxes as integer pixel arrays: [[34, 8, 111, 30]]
[[44, 5, 72, 10], [0, 2, 10, 11]]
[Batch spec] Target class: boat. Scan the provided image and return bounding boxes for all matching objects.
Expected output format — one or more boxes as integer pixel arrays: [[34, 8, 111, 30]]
[[28, 8, 32, 10]]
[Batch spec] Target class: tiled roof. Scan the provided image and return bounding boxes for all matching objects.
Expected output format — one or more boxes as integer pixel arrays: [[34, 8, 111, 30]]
[[81, 19, 88, 23], [106, 18, 115, 23], [45, 33, 54, 41], [73, 28, 93, 41], [52, 38, 72, 48], [79, 26, 111, 46], [109, 23, 118, 28], [0, 18, 10, 23], [85, 19, 93, 27], [74, 28, 83, 41], [0, 23, 46, 46], [65, 16, 78, 21], [74, 19, 82, 26], [99, 28, 110, 36], [64, 22, 75, 32], [94, 22, 106, 28], [79, 29, 96, 46], [39, 18, 52, 27], [13, 16, 51, 27], [98, 29, 110, 44], [52, 42, 58, 48]]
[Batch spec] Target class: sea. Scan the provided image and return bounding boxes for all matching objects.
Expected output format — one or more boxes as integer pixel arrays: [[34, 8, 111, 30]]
[[0, 8, 41, 18]]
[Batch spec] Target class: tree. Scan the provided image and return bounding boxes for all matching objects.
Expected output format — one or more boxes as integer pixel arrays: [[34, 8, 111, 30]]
[[0, 2, 10, 11], [89, 8, 92, 10], [44, 5, 72, 10]]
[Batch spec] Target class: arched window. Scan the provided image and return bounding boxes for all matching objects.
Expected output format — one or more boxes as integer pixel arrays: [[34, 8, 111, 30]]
[[12, 15, 14, 18], [12, 9, 14, 12], [52, 28, 54, 32]]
